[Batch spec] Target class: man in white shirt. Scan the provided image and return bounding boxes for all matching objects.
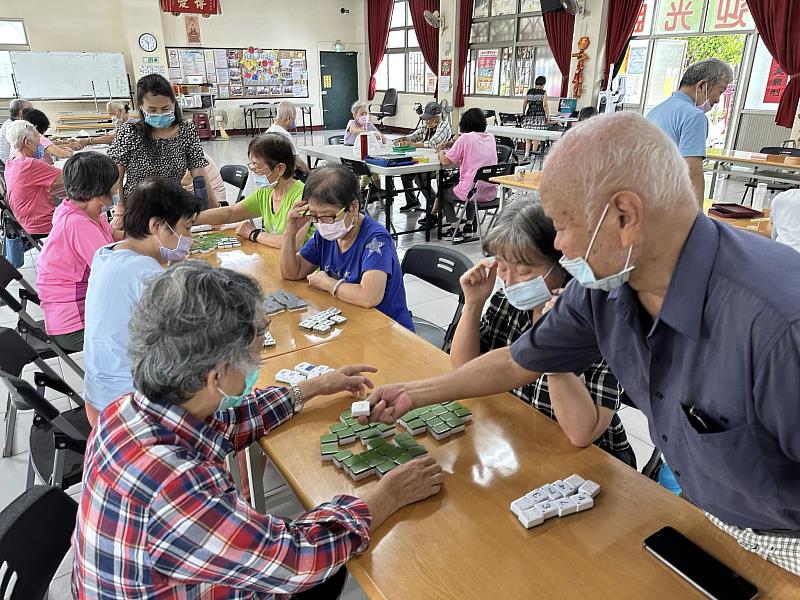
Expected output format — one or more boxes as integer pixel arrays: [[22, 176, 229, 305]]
[[0, 98, 33, 165], [771, 188, 800, 253], [266, 101, 310, 174]]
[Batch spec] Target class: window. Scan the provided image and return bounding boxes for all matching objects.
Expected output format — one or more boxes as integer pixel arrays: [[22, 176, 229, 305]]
[[377, 0, 437, 94], [0, 19, 29, 98], [465, 0, 561, 98]]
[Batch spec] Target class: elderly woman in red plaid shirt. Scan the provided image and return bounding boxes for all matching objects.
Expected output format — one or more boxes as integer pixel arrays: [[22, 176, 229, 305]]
[[71, 261, 442, 599]]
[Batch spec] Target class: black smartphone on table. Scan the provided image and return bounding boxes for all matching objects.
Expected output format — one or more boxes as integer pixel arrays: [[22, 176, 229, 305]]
[[644, 526, 758, 600]]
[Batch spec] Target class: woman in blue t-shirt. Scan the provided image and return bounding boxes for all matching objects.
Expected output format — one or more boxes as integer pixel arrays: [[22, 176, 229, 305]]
[[280, 165, 414, 331]]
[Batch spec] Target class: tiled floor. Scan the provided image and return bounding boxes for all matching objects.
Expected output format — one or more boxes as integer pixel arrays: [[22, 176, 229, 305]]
[[0, 129, 750, 598]]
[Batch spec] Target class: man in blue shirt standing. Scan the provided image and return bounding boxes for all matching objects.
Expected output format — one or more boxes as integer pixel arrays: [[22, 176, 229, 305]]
[[366, 113, 800, 576], [647, 58, 733, 205]]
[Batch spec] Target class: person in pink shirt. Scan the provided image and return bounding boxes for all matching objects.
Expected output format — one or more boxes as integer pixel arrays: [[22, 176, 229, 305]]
[[435, 108, 498, 242], [20, 109, 75, 165], [35, 152, 123, 351], [3, 120, 63, 236]]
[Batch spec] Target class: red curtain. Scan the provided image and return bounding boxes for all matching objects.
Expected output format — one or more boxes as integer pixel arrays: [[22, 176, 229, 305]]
[[603, 0, 644, 88], [409, 0, 440, 98], [454, 0, 474, 107], [747, 0, 800, 128], [368, 0, 395, 100], [543, 10, 576, 97]]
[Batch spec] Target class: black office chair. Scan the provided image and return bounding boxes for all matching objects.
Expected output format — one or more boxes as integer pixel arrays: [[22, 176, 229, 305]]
[[0, 368, 89, 490], [483, 110, 498, 125], [496, 145, 514, 164], [451, 163, 514, 246], [369, 88, 398, 130], [493, 136, 520, 163], [327, 134, 345, 145], [219, 165, 249, 204], [401, 245, 473, 352], [499, 112, 521, 126], [741, 145, 800, 205], [0, 486, 78, 600]]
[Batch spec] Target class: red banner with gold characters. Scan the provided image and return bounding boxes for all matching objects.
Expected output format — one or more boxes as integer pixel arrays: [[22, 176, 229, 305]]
[[160, 0, 221, 16]]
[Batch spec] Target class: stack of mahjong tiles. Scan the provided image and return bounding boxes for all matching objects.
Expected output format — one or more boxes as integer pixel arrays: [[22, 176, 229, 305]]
[[275, 362, 335, 385], [190, 232, 241, 254], [321, 410, 429, 481], [510, 474, 600, 529], [398, 402, 472, 440], [298, 307, 347, 334], [264, 290, 307, 316]]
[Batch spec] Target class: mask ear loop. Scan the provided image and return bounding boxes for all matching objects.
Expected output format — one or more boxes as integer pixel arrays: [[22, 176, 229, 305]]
[[584, 202, 611, 260]]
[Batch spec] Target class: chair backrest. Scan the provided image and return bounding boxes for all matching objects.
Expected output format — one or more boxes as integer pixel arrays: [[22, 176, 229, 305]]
[[0, 485, 78, 600], [340, 157, 371, 177], [473, 163, 514, 184], [0, 327, 39, 377], [381, 88, 398, 115], [496, 145, 514, 164], [401, 244, 473, 298], [327, 134, 345, 145], [219, 165, 249, 202], [760, 146, 800, 158], [499, 112, 520, 126], [483, 109, 497, 124]]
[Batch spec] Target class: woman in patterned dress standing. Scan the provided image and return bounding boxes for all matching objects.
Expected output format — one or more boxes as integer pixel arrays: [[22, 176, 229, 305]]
[[521, 75, 550, 160]]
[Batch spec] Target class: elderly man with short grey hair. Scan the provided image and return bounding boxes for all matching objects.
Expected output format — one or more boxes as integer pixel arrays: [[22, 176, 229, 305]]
[[366, 112, 800, 576], [0, 98, 33, 165], [647, 58, 733, 205], [267, 100, 310, 174], [72, 261, 443, 598]]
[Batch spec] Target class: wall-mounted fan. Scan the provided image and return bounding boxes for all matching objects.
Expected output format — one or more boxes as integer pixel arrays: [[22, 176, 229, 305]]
[[560, 0, 585, 16], [423, 10, 446, 32], [215, 110, 230, 140]]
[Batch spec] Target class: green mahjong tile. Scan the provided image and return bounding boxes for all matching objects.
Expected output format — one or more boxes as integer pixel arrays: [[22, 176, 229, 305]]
[[395, 437, 418, 450], [320, 442, 339, 457], [333, 449, 353, 463], [349, 461, 372, 476], [382, 445, 404, 460], [420, 412, 438, 424], [394, 432, 415, 445], [426, 417, 444, 429], [320, 434, 338, 445], [359, 428, 381, 442], [329, 422, 349, 434], [364, 451, 386, 468], [415, 406, 432, 416], [376, 459, 396, 476], [351, 422, 369, 433], [431, 422, 450, 436], [407, 445, 428, 457], [376, 444, 394, 457], [444, 416, 464, 429], [366, 436, 388, 450], [444, 401, 462, 411], [337, 428, 355, 442], [342, 454, 360, 468], [406, 418, 426, 431], [430, 405, 448, 416], [340, 409, 352, 420], [453, 407, 472, 419], [394, 452, 413, 465], [376, 423, 395, 434]]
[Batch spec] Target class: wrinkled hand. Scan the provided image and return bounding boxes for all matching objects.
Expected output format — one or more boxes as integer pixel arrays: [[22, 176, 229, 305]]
[[460, 259, 497, 306], [306, 270, 336, 293], [318, 365, 377, 397], [379, 455, 444, 509], [363, 383, 415, 424], [285, 201, 310, 236], [236, 220, 255, 240], [394, 137, 407, 146], [542, 287, 564, 316], [111, 208, 124, 231]]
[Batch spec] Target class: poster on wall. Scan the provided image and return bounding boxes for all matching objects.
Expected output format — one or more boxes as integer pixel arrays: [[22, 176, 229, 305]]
[[763, 59, 788, 104], [704, 0, 755, 32], [655, 0, 702, 34], [185, 15, 201, 45], [476, 49, 498, 93], [440, 58, 452, 77], [167, 48, 180, 68]]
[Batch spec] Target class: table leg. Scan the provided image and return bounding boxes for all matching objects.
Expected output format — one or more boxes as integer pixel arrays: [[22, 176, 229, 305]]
[[385, 176, 395, 236], [709, 160, 719, 197], [426, 172, 436, 243]]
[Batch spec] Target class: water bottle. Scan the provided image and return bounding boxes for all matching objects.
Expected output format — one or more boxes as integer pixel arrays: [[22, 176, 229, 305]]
[[193, 175, 209, 210], [752, 182, 768, 212]]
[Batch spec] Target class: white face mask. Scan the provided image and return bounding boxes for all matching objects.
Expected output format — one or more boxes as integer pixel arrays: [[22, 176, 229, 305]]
[[500, 265, 555, 311], [559, 203, 634, 292], [695, 83, 712, 113], [316, 210, 355, 241]]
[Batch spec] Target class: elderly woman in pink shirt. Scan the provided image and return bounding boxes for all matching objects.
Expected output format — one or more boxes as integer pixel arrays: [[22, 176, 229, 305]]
[[35, 152, 124, 351]]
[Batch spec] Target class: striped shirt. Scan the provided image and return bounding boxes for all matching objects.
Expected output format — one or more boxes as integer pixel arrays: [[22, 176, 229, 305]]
[[405, 119, 452, 149], [479, 290, 635, 466], [72, 389, 372, 599]]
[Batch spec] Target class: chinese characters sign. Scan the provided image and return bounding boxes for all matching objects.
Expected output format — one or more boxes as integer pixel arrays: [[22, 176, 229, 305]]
[[763, 59, 788, 104], [633, 0, 654, 36], [653, 0, 754, 35], [160, 0, 221, 16], [655, 0, 702, 34], [475, 49, 498, 93], [704, 0, 755, 32]]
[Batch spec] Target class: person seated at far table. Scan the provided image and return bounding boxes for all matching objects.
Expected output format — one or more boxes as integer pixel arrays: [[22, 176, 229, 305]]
[[80, 101, 136, 146], [770, 188, 800, 254], [194, 133, 312, 247], [17, 109, 74, 164], [72, 261, 443, 598], [35, 152, 125, 353], [430, 107, 498, 242], [281, 165, 415, 331], [395, 101, 452, 212], [82, 178, 204, 427], [267, 100, 310, 175], [181, 150, 224, 208], [3, 120, 63, 236], [450, 200, 636, 467], [344, 100, 385, 145]]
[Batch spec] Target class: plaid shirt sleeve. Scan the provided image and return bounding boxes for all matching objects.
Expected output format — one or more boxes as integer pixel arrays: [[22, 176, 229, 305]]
[[210, 386, 295, 453], [581, 359, 624, 411], [424, 120, 452, 148], [405, 123, 427, 142], [147, 463, 372, 595]]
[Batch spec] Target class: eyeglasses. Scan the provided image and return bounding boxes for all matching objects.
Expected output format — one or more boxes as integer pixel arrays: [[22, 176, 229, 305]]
[[302, 206, 347, 224], [247, 162, 272, 175]]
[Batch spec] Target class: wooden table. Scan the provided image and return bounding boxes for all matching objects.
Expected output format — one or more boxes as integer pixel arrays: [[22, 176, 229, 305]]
[[489, 171, 542, 210], [705, 149, 800, 196], [703, 202, 773, 238], [259, 325, 798, 599]]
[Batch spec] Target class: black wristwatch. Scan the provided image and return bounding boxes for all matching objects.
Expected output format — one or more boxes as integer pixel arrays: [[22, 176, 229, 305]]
[[249, 228, 263, 242]]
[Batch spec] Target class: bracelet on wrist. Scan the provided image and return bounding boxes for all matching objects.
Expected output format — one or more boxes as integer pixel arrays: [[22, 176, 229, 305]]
[[249, 228, 262, 242], [331, 278, 345, 298]]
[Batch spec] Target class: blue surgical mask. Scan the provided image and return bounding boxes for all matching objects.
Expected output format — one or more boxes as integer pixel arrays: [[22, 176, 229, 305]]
[[290, 119, 297, 129], [143, 111, 176, 129], [111, 192, 120, 206], [559, 203, 634, 292], [217, 366, 260, 411], [157, 223, 193, 263], [501, 265, 554, 311], [34, 143, 45, 160], [252, 168, 278, 189]]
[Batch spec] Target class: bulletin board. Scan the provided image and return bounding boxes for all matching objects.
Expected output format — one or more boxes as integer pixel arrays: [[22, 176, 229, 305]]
[[166, 46, 309, 99]]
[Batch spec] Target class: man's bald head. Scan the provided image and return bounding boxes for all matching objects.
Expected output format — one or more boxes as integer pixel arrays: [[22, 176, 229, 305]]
[[540, 112, 695, 223]]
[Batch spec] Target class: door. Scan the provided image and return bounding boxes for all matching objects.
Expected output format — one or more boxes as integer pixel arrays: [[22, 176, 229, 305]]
[[320, 51, 359, 130]]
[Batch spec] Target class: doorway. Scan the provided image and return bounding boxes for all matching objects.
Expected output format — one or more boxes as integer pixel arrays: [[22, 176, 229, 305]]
[[320, 51, 359, 130]]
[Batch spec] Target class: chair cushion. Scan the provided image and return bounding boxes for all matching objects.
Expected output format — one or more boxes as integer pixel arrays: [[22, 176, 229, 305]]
[[29, 407, 90, 488], [411, 318, 446, 350]]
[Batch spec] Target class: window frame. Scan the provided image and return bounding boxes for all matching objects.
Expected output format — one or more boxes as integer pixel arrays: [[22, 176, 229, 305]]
[[0, 19, 30, 100]]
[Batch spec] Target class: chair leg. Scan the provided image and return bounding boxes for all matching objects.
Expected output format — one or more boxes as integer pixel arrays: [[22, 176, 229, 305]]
[[26, 453, 36, 489], [52, 447, 66, 488], [3, 396, 16, 457]]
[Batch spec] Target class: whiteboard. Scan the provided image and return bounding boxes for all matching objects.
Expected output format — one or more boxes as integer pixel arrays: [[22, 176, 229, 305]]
[[10, 52, 130, 100]]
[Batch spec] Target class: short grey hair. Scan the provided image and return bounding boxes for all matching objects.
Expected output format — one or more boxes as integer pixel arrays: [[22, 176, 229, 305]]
[[351, 100, 368, 116], [106, 100, 128, 114], [680, 58, 734, 88], [9, 99, 30, 119], [482, 200, 561, 265], [5, 120, 37, 151], [542, 112, 695, 216], [128, 261, 264, 405], [276, 101, 296, 121]]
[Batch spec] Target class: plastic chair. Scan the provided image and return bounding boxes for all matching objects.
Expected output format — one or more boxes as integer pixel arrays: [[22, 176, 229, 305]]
[[496, 145, 514, 164], [327, 134, 345, 145], [483, 110, 498, 125], [340, 158, 389, 226], [219, 165, 249, 204], [451, 164, 514, 247], [401, 245, 473, 352], [369, 88, 398, 130], [0, 368, 89, 490], [0, 485, 78, 600], [499, 112, 521, 126], [493, 136, 519, 163], [740, 145, 800, 205]]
